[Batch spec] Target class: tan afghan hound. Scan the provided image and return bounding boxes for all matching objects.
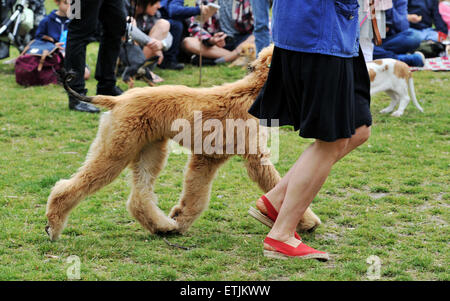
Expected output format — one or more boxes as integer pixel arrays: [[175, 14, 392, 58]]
[[45, 46, 321, 241]]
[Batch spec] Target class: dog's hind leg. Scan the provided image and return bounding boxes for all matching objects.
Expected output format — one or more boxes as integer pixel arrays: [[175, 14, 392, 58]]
[[244, 154, 322, 233], [46, 117, 138, 241], [127, 139, 178, 234], [169, 155, 229, 233]]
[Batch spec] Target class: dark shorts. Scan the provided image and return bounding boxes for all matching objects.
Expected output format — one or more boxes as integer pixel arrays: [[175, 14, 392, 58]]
[[224, 33, 252, 51], [248, 46, 372, 142]]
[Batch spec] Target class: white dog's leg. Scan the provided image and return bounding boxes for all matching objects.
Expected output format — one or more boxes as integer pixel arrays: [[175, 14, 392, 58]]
[[392, 95, 410, 117], [127, 139, 178, 234], [169, 155, 228, 233], [379, 90, 397, 114]]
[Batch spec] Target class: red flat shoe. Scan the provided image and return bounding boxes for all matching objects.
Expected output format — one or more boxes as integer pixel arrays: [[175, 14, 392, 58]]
[[248, 195, 302, 240], [263, 236, 329, 261]]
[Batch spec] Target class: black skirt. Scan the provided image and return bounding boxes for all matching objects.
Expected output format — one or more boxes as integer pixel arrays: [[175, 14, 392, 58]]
[[248, 46, 372, 142]]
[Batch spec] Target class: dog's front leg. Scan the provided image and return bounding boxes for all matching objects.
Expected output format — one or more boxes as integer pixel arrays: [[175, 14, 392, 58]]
[[169, 155, 228, 233]]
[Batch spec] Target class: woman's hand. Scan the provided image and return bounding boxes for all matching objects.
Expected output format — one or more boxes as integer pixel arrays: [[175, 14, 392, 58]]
[[209, 32, 227, 48], [146, 39, 163, 52], [200, 4, 218, 21], [408, 14, 422, 23]]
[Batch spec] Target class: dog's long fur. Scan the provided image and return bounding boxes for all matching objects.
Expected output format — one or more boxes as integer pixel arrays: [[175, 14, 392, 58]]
[[46, 46, 321, 241]]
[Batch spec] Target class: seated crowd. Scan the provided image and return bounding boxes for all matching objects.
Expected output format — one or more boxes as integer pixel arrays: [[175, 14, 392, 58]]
[[13, 0, 450, 112], [359, 0, 450, 66]]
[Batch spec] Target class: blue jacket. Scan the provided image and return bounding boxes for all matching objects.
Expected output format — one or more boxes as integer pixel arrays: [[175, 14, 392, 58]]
[[272, 0, 360, 58], [161, 0, 201, 20], [385, 0, 409, 36], [408, 0, 447, 33], [35, 10, 70, 43]]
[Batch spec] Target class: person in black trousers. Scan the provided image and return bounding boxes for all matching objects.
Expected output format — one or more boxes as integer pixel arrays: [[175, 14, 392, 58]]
[[65, 0, 126, 113]]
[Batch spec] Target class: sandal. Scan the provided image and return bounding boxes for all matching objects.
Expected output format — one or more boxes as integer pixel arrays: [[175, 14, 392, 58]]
[[264, 236, 329, 261], [248, 195, 302, 240]]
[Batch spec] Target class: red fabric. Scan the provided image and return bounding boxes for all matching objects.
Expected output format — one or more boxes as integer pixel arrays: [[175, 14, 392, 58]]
[[264, 236, 326, 257], [261, 195, 302, 240]]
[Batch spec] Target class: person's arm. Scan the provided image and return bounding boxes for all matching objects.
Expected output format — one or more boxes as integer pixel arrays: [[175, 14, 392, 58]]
[[129, 24, 153, 46], [390, 0, 409, 33], [168, 0, 201, 19], [35, 17, 48, 40], [432, 0, 448, 33]]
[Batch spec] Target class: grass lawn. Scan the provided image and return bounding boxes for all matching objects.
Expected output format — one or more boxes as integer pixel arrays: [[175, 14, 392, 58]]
[[0, 36, 449, 280]]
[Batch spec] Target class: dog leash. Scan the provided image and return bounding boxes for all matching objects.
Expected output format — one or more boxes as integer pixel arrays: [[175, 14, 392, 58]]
[[163, 237, 196, 251], [370, 0, 382, 46]]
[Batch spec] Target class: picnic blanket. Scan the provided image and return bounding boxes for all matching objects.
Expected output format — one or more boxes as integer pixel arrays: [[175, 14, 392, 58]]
[[410, 56, 450, 72]]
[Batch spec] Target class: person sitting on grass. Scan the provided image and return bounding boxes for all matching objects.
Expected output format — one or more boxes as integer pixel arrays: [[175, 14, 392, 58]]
[[182, 0, 254, 65], [157, 0, 218, 70], [373, 0, 425, 67], [439, 0, 450, 32], [407, 0, 448, 42], [132, 0, 172, 65], [35, 0, 90, 80]]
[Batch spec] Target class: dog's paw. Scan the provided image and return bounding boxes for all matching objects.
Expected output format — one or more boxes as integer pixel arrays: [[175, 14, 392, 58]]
[[296, 208, 321, 233], [154, 217, 179, 234], [380, 108, 393, 114], [391, 111, 403, 117], [45, 225, 61, 241]]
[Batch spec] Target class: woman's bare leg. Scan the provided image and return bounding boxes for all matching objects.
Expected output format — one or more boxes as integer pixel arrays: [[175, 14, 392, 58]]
[[182, 37, 239, 62], [258, 126, 371, 214], [265, 138, 350, 249], [143, 19, 170, 60]]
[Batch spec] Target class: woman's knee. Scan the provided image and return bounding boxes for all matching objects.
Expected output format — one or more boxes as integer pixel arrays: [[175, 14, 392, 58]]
[[155, 19, 170, 32], [315, 138, 350, 160]]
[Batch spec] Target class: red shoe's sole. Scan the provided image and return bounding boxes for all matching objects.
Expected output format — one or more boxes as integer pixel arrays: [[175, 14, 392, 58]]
[[263, 250, 330, 262]]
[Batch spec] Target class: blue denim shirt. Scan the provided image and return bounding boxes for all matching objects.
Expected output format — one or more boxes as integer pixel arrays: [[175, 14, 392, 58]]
[[272, 0, 360, 58]]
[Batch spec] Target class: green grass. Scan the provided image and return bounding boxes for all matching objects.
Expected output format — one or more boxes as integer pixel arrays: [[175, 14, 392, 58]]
[[0, 38, 449, 280]]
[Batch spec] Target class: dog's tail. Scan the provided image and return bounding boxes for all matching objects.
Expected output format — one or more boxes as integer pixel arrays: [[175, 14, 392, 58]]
[[408, 77, 424, 113], [60, 69, 118, 110]]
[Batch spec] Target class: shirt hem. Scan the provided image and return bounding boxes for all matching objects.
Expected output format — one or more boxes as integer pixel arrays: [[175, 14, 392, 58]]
[[273, 41, 359, 58]]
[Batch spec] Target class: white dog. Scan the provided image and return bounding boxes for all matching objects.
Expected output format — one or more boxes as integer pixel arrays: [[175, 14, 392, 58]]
[[367, 59, 424, 117]]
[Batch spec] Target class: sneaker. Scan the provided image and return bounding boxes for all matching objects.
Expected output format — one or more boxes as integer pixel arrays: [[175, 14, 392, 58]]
[[397, 52, 425, 67]]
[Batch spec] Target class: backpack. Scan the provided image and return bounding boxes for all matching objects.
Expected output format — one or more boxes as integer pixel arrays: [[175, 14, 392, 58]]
[[15, 39, 63, 86]]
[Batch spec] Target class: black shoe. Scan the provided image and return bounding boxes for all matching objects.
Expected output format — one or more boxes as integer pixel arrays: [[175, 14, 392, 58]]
[[97, 86, 123, 96], [69, 100, 100, 113], [158, 61, 185, 70]]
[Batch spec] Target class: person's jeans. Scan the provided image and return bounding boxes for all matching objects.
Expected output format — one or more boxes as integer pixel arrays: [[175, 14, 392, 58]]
[[409, 27, 439, 42], [65, 0, 126, 93], [373, 28, 422, 60], [250, 0, 271, 55], [163, 19, 184, 65]]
